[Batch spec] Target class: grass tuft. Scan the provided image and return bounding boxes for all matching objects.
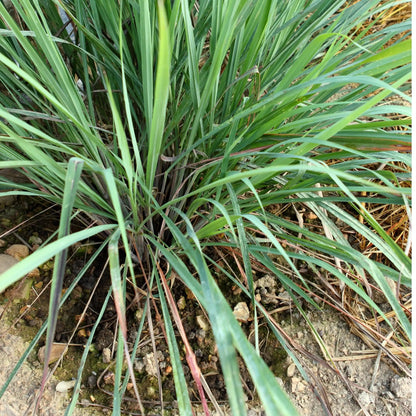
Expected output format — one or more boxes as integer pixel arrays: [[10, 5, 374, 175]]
[[0, 0, 411, 414]]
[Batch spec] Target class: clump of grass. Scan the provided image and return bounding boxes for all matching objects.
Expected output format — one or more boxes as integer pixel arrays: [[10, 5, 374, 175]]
[[0, 0, 411, 414]]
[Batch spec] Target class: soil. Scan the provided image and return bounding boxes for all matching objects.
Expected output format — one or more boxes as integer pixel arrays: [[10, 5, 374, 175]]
[[0, 197, 411, 416]]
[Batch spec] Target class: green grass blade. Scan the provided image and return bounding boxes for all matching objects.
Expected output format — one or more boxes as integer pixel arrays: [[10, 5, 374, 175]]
[[37, 158, 85, 406], [108, 229, 144, 414], [146, 1, 171, 192]]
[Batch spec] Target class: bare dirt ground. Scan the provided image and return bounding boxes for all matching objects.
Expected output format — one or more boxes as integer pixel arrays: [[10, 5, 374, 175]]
[[280, 308, 411, 416], [0, 319, 104, 416], [0, 291, 411, 416]]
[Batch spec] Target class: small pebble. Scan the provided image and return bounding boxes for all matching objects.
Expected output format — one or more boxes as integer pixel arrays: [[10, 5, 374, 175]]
[[38, 343, 67, 364], [177, 296, 186, 310], [287, 363, 296, 378], [143, 351, 164, 377], [87, 375, 97, 388], [196, 330, 206, 347], [291, 377, 301, 393], [297, 380, 307, 393], [56, 379, 76, 393], [196, 315, 210, 331], [27, 268, 40, 278], [5, 244, 29, 260], [103, 372, 115, 385], [233, 302, 250, 323], [102, 347, 111, 364]]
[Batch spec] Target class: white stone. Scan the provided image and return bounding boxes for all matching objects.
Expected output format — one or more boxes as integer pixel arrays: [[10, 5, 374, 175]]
[[287, 363, 296, 378], [56, 379, 76, 393]]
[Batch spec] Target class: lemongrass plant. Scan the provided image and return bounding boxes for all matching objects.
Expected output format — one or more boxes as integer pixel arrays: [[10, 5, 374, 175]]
[[0, 0, 411, 415]]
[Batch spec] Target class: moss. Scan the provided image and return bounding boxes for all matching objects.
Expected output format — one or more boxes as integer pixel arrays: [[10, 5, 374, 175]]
[[268, 345, 288, 379]]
